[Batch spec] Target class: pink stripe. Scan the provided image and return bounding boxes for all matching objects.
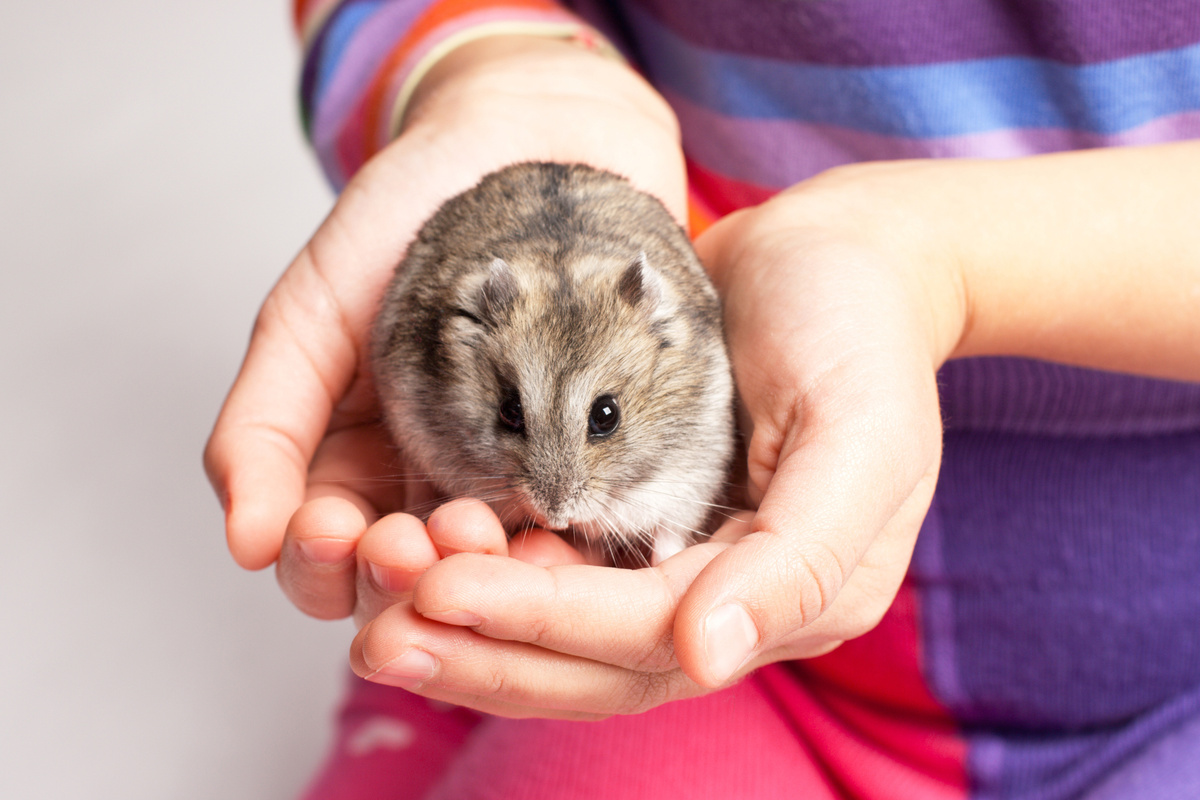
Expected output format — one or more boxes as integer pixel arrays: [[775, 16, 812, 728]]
[[331, 101, 368, 189], [370, 7, 585, 145], [668, 89, 1200, 188]]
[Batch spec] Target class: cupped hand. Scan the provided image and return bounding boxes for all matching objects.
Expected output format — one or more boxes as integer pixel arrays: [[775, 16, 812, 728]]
[[349, 161, 969, 716], [202, 35, 687, 621], [351, 499, 749, 719], [672, 164, 963, 682]]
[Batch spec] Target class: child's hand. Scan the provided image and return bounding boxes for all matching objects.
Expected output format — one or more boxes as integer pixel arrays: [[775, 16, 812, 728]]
[[347, 142, 1200, 718], [293, 497, 583, 627], [346, 163, 964, 715], [203, 34, 687, 620]]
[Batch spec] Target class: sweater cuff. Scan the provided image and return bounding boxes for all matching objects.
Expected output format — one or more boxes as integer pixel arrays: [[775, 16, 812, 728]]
[[389, 20, 623, 140], [296, 0, 621, 189]]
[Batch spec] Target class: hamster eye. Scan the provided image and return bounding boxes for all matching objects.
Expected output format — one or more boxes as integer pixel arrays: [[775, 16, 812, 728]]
[[453, 308, 484, 325], [588, 395, 620, 437], [498, 390, 525, 434]]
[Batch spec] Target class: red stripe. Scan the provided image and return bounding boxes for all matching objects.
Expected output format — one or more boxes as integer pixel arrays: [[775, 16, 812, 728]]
[[756, 583, 968, 798], [686, 157, 777, 218]]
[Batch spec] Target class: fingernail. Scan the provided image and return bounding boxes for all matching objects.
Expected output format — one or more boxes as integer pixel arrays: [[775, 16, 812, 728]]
[[704, 603, 759, 684], [421, 609, 484, 627], [374, 649, 438, 688], [297, 537, 355, 564], [367, 562, 406, 594]]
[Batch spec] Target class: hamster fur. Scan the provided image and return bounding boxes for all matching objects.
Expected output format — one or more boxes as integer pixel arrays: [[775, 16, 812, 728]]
[[372, 162, 734, 565]]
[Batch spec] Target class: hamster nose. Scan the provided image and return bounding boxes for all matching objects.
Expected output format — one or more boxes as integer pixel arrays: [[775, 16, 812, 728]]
[[522, 506, 567, 532], [525, 476, 578, 530]]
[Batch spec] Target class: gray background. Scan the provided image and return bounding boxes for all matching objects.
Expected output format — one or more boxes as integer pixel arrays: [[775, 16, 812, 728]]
[[1, 2, 356, 798]]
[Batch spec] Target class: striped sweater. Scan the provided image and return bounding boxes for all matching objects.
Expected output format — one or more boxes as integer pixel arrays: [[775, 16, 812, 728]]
[[293, 3, 1200, 797], [295, 0, 1200, 215]]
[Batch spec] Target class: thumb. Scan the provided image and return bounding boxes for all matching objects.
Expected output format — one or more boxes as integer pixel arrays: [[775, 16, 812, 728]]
[[673, 390, 937, 687], [203, 252, 361, 569]]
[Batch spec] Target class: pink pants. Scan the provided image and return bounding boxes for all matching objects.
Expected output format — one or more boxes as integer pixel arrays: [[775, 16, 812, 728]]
[[300, 587, 966, 799]]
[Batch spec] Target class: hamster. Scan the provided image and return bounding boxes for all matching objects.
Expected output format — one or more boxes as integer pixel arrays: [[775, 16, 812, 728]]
[[371, 162, 734, 565]]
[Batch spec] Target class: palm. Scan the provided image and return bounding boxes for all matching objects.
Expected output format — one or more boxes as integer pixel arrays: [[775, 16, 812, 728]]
[[206, 37, 688, 622]]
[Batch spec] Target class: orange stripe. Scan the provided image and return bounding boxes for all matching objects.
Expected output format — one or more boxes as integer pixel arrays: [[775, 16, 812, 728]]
[[358, 0, 572, 158], [685, 188, 719, 240]]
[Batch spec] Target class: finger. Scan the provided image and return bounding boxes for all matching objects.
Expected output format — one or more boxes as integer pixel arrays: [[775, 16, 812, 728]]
[[507, 527, 589, 567], [425, 501, 599, 567], [674, 390, 941, 687], [354, 500, 520, 626], [351, 601, 702, 717], [410, 543, 725, 671], [204, 251, 363, 570], [425, 499, 511, 558], [276, 496, 367, 619], [205, 148, 445, 571], [352, 634, 608, 721], [367, 682, 608, 721], [349, 512, 440, 625], [707, 511, 755, 544], [754, 468, 938, 664]]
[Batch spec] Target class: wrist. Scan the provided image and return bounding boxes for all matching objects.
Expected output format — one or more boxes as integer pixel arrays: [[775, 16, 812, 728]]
[[857, 144, 1200, 381], [404, 34, 678, 151], [405, 32, 625, 122], [753, 161, 973, 373], [398, 34, 686, 222]]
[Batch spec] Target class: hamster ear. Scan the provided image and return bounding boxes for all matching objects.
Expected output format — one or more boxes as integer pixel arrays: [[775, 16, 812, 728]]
[[476, 257, 518, 323], [618, 251, 672, 319]]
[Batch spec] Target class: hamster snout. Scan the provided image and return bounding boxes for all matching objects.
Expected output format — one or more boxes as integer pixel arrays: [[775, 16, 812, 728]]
[[372, 162, 735, 565]]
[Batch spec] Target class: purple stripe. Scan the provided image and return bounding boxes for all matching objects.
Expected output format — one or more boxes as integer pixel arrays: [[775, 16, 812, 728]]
[[967, 687, 1200, 797], [311, 2, 426, 159], [910, 507, 969, 713], [939, 358, 1200, 437], [669, 88, 1200, 189], [621, 0, 1200, 67], [932, 429, 1200, 729], [364, 8, 590, 146], [300, 0, 379, 134], [968, 735, 1007, 798]]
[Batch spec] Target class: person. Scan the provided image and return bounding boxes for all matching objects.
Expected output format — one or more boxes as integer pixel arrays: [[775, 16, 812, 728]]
[[205, 1, 1200, 797]]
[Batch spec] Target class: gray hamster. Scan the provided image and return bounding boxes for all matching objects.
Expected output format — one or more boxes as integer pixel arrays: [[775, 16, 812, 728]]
[[372, 162, 734, 565]]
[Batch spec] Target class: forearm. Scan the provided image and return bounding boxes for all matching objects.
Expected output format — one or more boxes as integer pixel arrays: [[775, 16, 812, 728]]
[[942, 142, 1200, 379], [810, 142, 1200, 381]]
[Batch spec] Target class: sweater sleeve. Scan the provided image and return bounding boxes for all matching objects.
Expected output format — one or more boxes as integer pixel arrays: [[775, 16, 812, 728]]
[[293, 0, 618, 189]]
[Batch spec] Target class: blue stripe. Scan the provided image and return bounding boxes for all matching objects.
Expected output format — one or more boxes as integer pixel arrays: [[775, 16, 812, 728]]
[[628, 5, 1200, 138], [314, 0, 387, 103]]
